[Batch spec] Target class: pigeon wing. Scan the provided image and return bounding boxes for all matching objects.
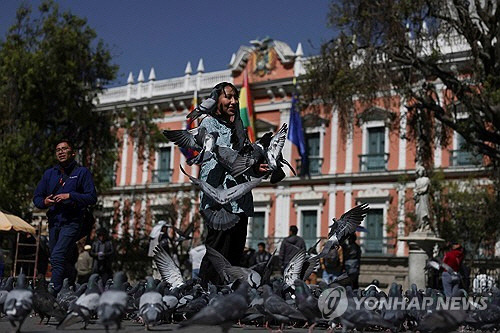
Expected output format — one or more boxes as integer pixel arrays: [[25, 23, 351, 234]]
[[266, 124, 288, 168], [328, 203, 370, 243], [153, 246, 184, 288], [200, 207, 240, 231], [283, 249, 306, 288], [180, 165, 262, 205], [162, 128, 201, 150], [204, 246, 232, 283]]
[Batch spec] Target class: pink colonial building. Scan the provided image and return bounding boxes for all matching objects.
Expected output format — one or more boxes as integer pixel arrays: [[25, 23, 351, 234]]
[[95, 38, 485, 287]]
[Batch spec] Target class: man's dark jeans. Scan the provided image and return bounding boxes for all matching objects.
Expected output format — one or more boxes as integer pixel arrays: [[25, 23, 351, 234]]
[[49, 220, 80, 292]]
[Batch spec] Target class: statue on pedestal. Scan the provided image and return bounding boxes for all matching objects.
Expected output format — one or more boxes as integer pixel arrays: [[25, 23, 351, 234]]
[[414, 166, 431, 232]]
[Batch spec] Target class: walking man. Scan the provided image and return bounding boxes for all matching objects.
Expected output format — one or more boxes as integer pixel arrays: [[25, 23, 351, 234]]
[[279, 225, 306, 271], [33, 139, 97, 293]]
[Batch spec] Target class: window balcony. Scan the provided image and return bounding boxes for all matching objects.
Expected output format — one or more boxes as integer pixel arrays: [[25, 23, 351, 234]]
[[359, 153, 389, 172], [296, 156, 323, 176], [449, 150, 482, 167], [151, 169, 173, 183]]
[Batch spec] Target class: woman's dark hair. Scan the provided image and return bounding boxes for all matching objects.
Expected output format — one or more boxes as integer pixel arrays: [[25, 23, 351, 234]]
[[210, 82, 248, 151]]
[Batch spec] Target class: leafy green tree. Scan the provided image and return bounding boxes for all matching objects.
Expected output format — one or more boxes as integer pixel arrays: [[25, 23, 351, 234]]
[[430, 172, 500, 258], [0, 1, 118, 218], [303, 0, 500, 170]]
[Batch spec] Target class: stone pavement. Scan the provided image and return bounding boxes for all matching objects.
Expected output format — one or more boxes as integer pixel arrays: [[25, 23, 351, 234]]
[[0, 315, 316, 333]]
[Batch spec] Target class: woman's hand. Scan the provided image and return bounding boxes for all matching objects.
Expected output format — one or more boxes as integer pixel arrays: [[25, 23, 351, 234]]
[[258, 164, 270, 173]]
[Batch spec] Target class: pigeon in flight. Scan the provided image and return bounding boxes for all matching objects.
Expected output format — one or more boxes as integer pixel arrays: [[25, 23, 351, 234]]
[[180, 165, 262, 206], [162, 127, 217, 165], [180, 165, 263, 230], [204, 246, 262, 288], [153, 245, 185, 289], [328, 203, 370, 246]]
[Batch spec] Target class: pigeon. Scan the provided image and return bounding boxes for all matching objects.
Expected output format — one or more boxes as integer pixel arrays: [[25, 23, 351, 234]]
[[97, 272, 129, 332], [213, 145, 258, 178], [415, 309, 469, 333], [4, 273, 33, 333], [180, 165, 262, 206], [57, 274, 101, 330], [186, 96, 217, 120], [180, 164, 263, 230], [283, 249, 306, 289], [162, 127, 217, 165], [261, 284, 307, 328], [179, 282, 250, 333], [380, 283, 407, 332], [203, 246, 262, 288], [32, 277, 65, 324], [335, 286, 392, 333], [139, 276, 166, 329], [0, 277, 14, 314], [153, 245, 185, 289], [293, 280, 324, 331], [328, 203, 369, 245]]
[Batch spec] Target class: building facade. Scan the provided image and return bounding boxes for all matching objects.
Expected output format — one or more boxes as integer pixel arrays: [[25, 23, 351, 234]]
[[94, 38, 486, 288]]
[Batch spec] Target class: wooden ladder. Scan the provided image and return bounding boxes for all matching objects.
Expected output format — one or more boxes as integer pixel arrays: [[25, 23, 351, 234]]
[[12, 222, 42, 282]]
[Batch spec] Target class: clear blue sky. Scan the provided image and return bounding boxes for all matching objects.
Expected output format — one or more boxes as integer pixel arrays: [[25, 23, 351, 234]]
[[0, 1, 335, 86]]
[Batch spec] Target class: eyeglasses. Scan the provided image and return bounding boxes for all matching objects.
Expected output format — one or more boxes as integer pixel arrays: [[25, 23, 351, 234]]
[[55, 147, 71, 153]]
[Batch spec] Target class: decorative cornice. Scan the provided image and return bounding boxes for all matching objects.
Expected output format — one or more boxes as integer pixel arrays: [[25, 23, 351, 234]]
[[293, 191, 325, 205], [356, 188, 391, 202]]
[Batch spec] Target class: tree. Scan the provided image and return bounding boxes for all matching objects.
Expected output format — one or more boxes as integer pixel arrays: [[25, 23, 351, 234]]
[[430, 172, 500, 258], [303, 0, 500, 171], [0, 1, 118, 218]]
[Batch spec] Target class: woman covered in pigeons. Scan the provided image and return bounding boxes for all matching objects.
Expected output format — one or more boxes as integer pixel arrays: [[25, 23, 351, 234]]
[[191, 82, 268, 285]]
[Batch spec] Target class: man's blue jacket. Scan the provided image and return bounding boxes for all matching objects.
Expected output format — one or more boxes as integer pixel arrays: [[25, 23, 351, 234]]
[[33, 161, 97, 224]]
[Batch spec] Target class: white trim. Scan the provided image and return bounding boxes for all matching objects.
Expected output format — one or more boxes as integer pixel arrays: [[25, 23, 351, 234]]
[[328, 183, 337, 231], [344, 182, 353, 212], [399, 101, 407, 170], [345, 124, 353, 173], [120, 132, 128, 186], [396, 184, 406, 256], [141, 148, 149, 185], [434, 120, 442, 167], [255, 101, 291, 113], [131, 138, 138, 185], [329, 110, 338, 174], [275, 186, 290, 238]]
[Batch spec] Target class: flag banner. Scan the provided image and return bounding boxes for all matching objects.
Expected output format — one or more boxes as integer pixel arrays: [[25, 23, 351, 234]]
[[239, 70, 256, 142], [287, 94, 308, 176]]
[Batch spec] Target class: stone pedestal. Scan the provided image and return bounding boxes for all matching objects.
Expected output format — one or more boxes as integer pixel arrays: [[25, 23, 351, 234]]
[[400, 231, 444, 289]]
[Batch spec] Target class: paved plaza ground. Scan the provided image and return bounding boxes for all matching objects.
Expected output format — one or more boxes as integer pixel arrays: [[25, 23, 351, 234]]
[[0, 316, 318, 333]]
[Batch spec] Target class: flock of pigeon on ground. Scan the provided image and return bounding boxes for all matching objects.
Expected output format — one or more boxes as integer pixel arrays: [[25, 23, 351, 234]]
[[1, 202, 500, 333], [2, 118, 500, 332]]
